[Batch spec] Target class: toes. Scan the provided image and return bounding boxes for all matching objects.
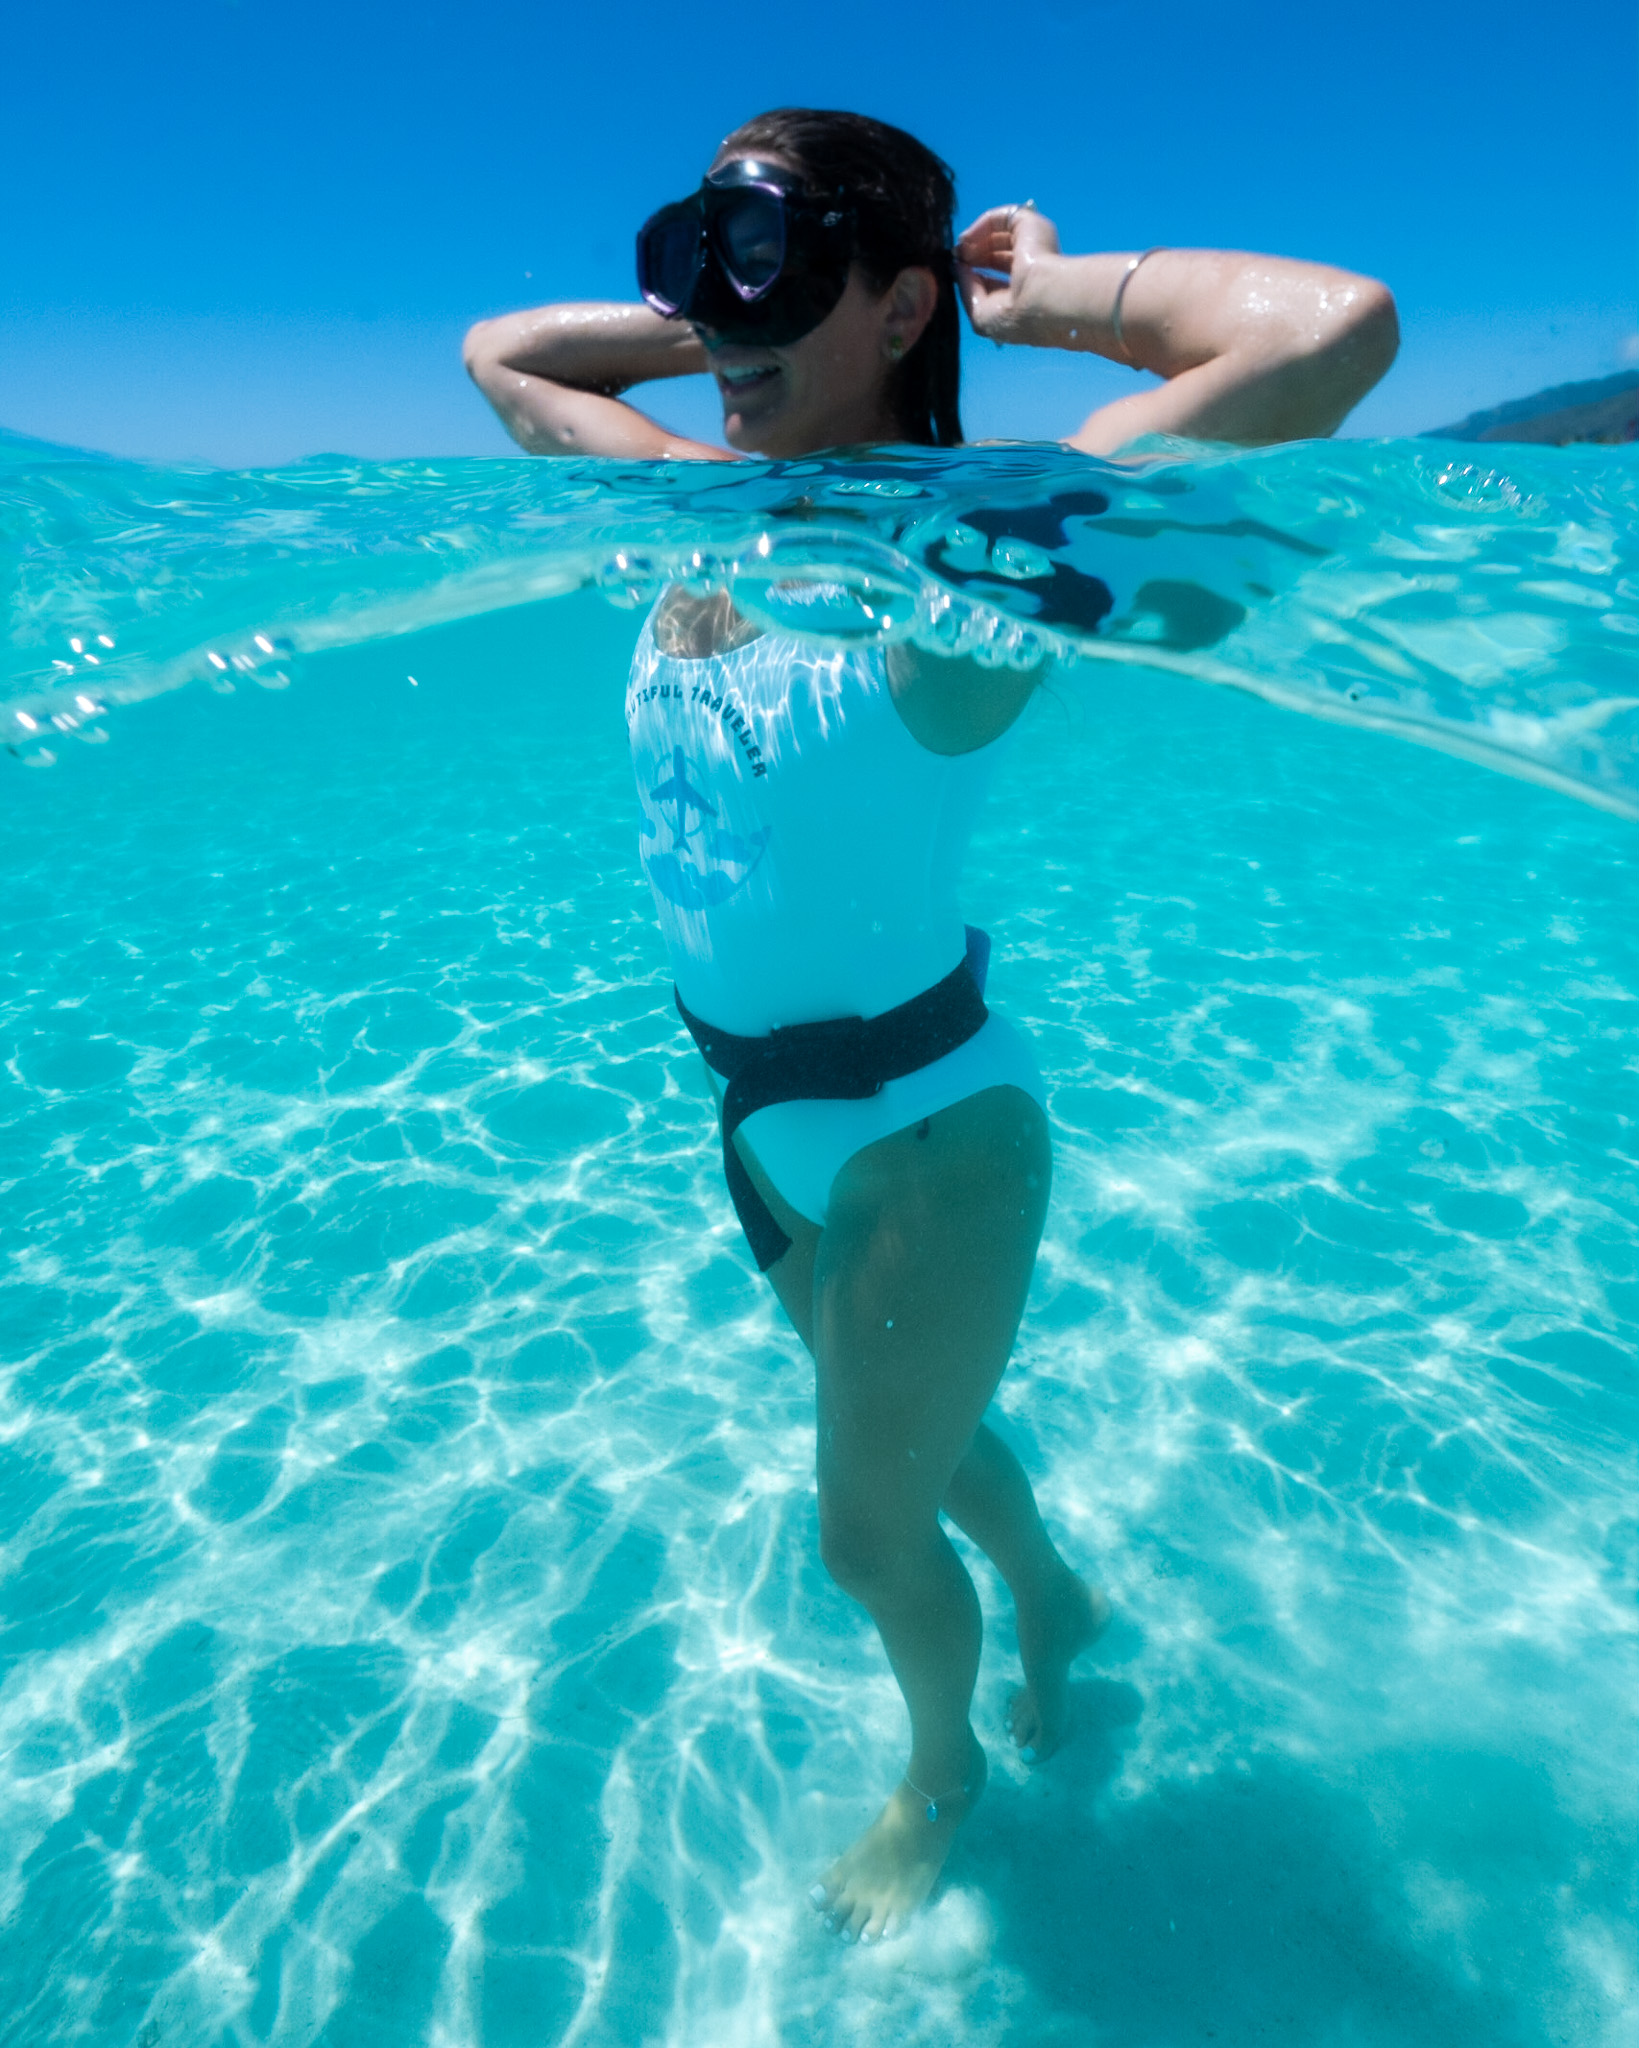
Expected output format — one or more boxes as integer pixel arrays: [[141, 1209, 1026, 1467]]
[[817, 1884, 862, 1941], [814, 1882, 850, 1935], [1007, 1685, 1042, 1752]]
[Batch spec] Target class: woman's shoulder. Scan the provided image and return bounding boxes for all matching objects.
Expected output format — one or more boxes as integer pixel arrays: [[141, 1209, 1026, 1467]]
[[652, 587, 767, 660]]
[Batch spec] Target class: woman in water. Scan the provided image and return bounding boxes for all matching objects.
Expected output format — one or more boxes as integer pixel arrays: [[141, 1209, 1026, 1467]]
[[464, 108, 1396, 1943]]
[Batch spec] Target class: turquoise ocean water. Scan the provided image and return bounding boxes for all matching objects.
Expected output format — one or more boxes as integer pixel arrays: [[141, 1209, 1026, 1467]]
[[2, 430, 1635, 2046]]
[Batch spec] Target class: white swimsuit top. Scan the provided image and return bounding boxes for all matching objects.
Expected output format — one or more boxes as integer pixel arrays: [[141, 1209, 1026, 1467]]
[[626, 610, 1006, 1038]]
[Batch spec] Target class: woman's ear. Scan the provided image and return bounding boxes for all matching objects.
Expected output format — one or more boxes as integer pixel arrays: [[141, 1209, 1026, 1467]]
[[883, 265, 940, 356]]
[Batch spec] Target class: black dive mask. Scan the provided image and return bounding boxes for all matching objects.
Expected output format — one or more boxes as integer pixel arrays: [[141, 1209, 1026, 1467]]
[[636, 158, 856, 347]]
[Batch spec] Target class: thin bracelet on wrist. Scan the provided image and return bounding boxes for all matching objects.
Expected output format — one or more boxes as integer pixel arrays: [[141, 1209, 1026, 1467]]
[[1111, 247, 1164, 366]]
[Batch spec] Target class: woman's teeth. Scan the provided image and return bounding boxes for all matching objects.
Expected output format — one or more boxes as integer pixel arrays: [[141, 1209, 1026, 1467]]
[[719, 364, 777, 391]]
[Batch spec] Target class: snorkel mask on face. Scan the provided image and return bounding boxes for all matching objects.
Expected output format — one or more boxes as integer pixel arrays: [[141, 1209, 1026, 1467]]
[[636, 158, 857, 347]]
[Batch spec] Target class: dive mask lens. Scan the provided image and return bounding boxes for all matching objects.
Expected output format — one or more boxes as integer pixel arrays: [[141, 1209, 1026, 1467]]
[[636, 162, 854, 344], [636, 201, 705, 317], [713, 186, 787, 299]]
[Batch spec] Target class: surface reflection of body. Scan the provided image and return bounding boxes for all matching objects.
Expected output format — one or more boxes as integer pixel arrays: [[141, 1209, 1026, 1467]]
[[466, 108, 1397, 1943]]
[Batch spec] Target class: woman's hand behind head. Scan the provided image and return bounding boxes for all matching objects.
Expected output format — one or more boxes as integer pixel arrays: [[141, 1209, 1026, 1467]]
[[957, 205, 1063, 344]]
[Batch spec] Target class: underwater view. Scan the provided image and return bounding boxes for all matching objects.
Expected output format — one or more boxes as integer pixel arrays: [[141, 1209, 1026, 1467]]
[[2, 428, 1636, 2046]]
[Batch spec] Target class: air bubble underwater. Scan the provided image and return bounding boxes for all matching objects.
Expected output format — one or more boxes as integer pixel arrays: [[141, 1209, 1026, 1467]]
[[586, 525, 1068, 676]]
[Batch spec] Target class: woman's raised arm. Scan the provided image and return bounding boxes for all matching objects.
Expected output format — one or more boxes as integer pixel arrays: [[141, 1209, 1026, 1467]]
[[958, 207, 1399, 454], [462, 301, 734, 460]]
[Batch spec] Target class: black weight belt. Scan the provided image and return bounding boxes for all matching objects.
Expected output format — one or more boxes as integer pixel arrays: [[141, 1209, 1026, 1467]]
[[675, 949, 989, 1271]]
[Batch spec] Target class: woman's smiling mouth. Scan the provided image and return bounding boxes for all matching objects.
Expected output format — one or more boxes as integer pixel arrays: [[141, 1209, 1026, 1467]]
[[713, 355, 782, 401]]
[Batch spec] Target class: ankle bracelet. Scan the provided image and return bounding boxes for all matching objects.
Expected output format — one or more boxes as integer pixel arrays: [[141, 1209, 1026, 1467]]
[[903, 1772, 970, 1824]]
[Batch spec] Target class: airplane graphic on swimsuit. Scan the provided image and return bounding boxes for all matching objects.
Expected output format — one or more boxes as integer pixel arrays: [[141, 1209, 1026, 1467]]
[[642, 746, 771, 910], [651, 747, 716, 848]]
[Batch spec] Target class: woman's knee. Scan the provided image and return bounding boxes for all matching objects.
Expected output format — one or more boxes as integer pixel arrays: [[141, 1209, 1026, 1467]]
[[818, 1501, 931, 1597]]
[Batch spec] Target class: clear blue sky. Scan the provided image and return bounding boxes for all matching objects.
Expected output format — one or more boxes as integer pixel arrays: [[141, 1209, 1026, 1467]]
[[3, 0, 1633, 465]]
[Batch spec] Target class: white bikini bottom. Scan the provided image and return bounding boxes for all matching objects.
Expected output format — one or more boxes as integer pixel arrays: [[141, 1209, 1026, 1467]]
[[707, 1010, 1046, 1230]]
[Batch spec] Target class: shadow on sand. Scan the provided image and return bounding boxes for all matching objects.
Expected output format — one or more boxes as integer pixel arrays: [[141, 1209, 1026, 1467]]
[[956, 1676, 1628, 2048]]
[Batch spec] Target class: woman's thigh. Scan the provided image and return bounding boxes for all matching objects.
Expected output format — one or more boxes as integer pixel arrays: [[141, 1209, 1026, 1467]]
[[810, 1085, 1051, 1532]]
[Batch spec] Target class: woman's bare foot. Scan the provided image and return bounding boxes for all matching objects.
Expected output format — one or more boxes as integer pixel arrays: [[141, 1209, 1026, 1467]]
[[810, 1734, 988, 1944], [1006, 1570, 1110, 1763]]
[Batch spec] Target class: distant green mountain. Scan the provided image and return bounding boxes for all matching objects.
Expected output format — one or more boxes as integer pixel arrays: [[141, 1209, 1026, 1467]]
[[1425, 370, 1639, 447]]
